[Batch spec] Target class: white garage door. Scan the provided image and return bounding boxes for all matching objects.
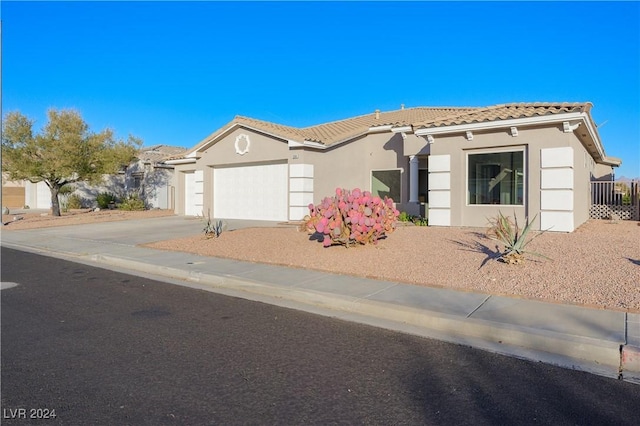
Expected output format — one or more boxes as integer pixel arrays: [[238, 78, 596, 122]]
[[214, 163, 288, 221]]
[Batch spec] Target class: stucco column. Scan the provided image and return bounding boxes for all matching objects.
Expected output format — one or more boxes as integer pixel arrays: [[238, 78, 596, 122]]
[[409, 155, 419, 203]]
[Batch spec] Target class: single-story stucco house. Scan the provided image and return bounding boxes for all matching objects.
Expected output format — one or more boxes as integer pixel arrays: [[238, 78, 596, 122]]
[[166, 102, 621, 232]]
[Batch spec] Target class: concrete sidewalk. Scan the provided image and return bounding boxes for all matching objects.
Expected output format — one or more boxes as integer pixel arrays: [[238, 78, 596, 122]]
[[1, 215, 638, 384]]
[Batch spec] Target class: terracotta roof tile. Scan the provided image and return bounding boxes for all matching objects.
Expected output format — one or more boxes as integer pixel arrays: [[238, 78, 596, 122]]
[[182, 102, 590, 156], [413, 102, 591, 129], [299, 107, 476, 145]]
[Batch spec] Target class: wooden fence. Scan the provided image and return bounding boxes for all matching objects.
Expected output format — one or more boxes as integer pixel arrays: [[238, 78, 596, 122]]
[[590, 180, 639, 220]]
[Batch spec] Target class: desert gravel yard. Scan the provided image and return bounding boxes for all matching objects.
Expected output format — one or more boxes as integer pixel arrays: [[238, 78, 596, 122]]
[[145, 219, 640, 313], [3, 210, 639, 312]]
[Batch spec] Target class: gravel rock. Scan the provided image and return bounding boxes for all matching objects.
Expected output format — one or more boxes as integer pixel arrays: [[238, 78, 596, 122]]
[[146, 219, 640, 313], [4, 210, 638, 312]]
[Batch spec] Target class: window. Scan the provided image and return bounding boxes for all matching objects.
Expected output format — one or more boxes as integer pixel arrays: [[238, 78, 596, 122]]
[[468, 151, 524, 205], [371, 169, 401, 202], [132, 172, 143, 190]]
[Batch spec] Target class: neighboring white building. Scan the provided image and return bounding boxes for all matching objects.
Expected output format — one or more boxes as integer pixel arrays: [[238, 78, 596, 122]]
[[4, 145, 186, 210]]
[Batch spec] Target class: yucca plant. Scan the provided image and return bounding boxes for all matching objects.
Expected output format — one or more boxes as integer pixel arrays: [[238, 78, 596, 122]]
[[486, 211, 550, 264], [203, 209, 226, 239]]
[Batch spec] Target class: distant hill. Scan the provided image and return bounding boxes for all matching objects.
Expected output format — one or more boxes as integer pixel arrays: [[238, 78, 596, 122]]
[[616, 175, 639, 182]]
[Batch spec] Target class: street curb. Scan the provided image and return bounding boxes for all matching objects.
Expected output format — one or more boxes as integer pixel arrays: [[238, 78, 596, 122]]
[[88, 253, 625, 380], [621, 345, 640, 384]]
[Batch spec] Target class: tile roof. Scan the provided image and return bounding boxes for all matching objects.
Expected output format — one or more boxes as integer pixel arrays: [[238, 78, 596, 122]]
[[413, 102, 592, 129], [186, 102, 592, 154], [230, 107, 475, 146], [138, 145, 187, 163]]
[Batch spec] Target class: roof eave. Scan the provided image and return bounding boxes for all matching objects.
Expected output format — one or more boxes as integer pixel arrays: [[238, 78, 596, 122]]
[[287, 139, 326, 149], [579, 112, 620, 166], [414, 112, 587, 136], [164, 158, 197, 165], [414, 111, 619, 167], [598, 156, 622, 167]]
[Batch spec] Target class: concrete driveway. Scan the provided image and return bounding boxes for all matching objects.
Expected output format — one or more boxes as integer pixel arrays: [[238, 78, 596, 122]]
[[5, 215, 294, 246]]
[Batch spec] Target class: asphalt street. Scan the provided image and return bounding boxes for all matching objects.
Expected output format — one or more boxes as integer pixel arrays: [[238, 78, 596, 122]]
[[2, 247, 639, 425]]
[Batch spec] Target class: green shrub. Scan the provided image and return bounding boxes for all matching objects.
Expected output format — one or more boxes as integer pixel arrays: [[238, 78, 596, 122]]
[[59, 185, 77, 212], [411, 216, 428, 226], [96, 192, 117, 209], [119, 193, 145, 211], [398, 211, 410, 222], [58, 185, 76, 196], [66, 194, 84, 210]]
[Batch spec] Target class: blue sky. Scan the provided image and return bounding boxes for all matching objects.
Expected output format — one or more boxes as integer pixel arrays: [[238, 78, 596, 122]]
[[2, 1, 639, 178]]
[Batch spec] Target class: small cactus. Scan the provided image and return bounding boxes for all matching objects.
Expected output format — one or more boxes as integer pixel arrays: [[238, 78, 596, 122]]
[[306, 188, 400, 248], [203, 209, 226, 239]]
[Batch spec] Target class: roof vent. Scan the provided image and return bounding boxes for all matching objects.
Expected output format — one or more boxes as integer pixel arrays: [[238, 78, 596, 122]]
[[401, 104, 405, 110], [375, 109, 380, 119]]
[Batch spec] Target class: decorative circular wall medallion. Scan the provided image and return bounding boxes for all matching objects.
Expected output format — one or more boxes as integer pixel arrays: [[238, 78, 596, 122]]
[[235, 134, 251, 155]]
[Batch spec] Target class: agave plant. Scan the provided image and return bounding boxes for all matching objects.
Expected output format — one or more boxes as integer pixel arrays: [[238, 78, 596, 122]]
[[203, 210, 226, 239], [486, 211, 550, 264]]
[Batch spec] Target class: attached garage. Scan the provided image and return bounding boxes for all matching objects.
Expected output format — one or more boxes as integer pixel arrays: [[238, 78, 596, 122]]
[[213, 162, 288, 221]]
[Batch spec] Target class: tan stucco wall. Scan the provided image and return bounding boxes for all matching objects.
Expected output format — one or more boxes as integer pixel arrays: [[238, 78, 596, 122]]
[[172, 164, 195, 215], [427, 124, 593, 230], [195, 128, 290, 215], [592, 163, 615, 181], [197, 128, 290, 166], [178, 121, 608, 229], [299, 132, 409, 208], [571, 138, 594, 228]]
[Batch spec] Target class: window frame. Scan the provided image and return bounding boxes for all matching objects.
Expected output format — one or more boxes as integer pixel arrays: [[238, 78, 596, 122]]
[[465, 147, 526, 207]]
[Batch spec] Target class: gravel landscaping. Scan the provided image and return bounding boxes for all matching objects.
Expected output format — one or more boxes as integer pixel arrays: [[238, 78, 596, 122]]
[[145, 219, 640, 313], [3, 209, 638, 312]]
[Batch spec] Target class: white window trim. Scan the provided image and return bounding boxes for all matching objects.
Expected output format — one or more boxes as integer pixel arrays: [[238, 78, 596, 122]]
[[465, 146, 527, 207]]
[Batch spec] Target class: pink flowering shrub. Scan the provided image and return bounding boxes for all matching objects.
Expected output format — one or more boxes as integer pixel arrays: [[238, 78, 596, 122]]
[[305, 188, 400, 248]]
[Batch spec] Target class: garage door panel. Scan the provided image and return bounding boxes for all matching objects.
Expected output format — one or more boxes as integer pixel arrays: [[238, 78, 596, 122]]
[[214, 163, 288, 221]]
